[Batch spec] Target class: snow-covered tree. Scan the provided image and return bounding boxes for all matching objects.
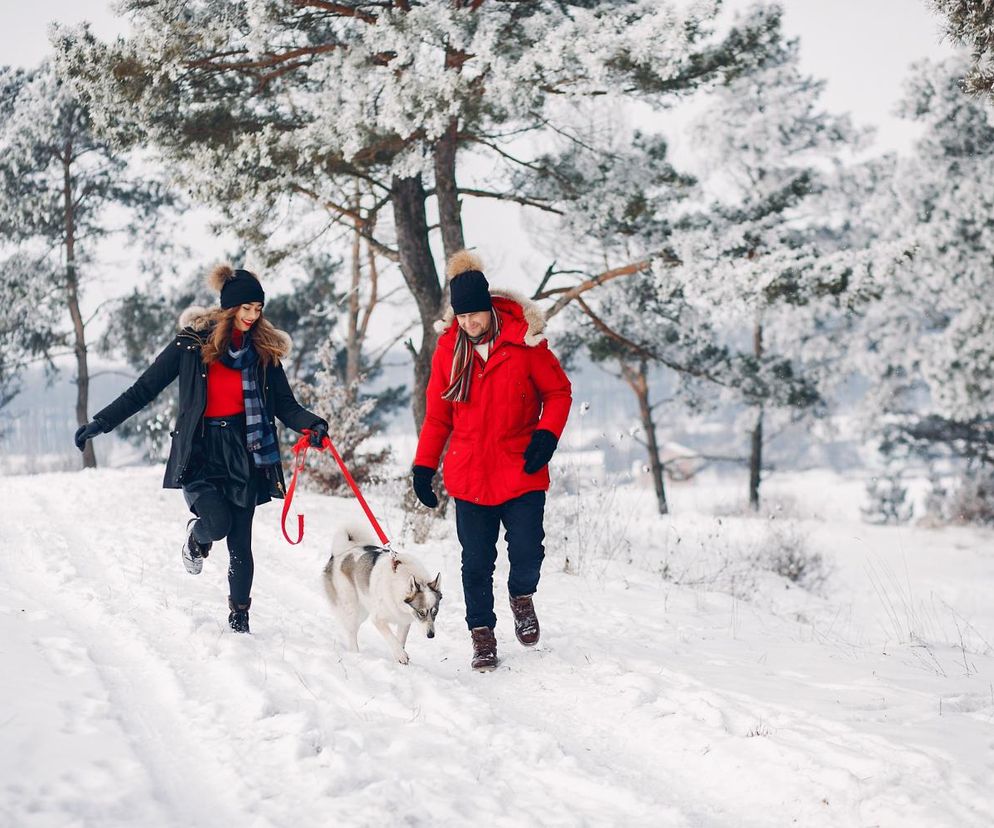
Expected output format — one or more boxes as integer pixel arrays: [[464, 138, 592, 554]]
[[860, 57, 994, 480], [930, 1, 994, 100], [539, 21, 875, 513], [55, 1, 782, 427], [0, 255, 62, 430], [861, 470, 914, 525], [0, 60, 174, 467], [294, 342, 390, 494], [669, 33, 871, 510], [557, 264, 735, 516]]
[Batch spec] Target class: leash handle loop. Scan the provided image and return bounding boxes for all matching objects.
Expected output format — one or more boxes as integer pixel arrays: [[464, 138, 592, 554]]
[[280, 437, 310, 544], [279, 430, 391, 548]]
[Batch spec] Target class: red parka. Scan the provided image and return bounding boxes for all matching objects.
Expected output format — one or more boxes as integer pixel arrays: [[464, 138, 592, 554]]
[[414, 290, 572, 506]]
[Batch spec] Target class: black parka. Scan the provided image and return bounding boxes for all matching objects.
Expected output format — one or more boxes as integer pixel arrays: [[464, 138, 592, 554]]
[[95, 317, 325, 500]]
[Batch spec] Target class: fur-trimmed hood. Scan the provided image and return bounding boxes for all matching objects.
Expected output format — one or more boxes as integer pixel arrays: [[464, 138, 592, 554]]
[[178, 305, 213, 332], [176, 305, 293, 353], [433, 288, 547, 347]]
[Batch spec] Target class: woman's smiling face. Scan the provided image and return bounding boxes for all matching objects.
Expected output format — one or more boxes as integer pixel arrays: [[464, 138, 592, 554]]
[[234, 302, 263, 332]]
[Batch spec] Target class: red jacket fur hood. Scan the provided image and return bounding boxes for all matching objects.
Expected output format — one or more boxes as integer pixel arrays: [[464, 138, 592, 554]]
[[414, 289, 572, 506]]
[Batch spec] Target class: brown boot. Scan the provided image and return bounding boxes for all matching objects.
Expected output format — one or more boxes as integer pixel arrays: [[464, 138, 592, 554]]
[[470, 626, 498, 671], [509, 594, 540, 646]]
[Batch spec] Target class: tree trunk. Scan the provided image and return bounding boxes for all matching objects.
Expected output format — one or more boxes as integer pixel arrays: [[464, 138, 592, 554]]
[[345, 184, 362, 401], [391, 174, 445, 430], [748, 320, 764, 511], [621, 359, 668, 515], [64, 141, 95, 469], [434, 119, 465, 261]]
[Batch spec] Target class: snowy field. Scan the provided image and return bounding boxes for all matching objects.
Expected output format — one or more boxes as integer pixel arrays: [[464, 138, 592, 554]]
[[2, 466, 994, 827]]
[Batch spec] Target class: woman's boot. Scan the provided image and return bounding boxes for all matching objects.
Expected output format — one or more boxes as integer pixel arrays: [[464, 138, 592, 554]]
[[470, 626, 498, 671], [228, 597, 251, 633]]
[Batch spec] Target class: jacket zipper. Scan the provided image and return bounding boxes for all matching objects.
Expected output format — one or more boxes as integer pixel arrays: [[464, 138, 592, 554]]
[[177, 341, 208, 482]]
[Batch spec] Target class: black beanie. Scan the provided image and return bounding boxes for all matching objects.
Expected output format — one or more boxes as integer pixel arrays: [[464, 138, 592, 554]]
[[450, 270, 492, 314], [220, 269, 266, 309]]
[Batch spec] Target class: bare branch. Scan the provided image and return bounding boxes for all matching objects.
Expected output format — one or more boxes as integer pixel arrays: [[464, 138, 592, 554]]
[[458, 187, 564, 215], [540, 259, 650, 318], [290, 184, 399, 261], [290, 0, 379, 24], [574, 296, 657, 362], [571, 296, 731, 388], [533, 261, 556, 299], [368, 322, 418, 373], [185, 43, 341, 75]]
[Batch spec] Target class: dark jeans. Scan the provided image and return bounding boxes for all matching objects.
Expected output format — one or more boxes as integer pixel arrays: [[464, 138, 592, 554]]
[[455, 490, 546, 630], [190, 490, 256, 605]]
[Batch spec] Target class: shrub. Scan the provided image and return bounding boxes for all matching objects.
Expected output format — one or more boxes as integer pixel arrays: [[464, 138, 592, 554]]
[[949, 467, 994, 526], [861, 470, 914, 525], [754, 521, 829, 593]]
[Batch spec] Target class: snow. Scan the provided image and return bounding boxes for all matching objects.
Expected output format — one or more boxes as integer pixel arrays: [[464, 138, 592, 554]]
[[2, 466, 994, 826]]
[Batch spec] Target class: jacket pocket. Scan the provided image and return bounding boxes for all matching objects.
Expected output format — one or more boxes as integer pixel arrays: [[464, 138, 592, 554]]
[[442, 438, 472, 496]]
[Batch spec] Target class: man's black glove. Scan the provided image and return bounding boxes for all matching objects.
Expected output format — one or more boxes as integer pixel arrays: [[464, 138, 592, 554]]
[[412, 465, 439, 508], [308, 421, 329, 448], [74, 418, 107, 452], [523, 429, 558, 474]]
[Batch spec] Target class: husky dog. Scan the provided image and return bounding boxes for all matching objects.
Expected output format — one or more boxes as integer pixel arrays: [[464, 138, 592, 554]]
[[323, 526, 442, 664]]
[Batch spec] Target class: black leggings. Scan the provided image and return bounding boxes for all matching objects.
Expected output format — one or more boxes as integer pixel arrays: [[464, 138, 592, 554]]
[[191, 491, 256, 605]]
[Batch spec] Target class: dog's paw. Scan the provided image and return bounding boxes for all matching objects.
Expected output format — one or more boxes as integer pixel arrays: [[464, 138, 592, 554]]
[[396, 650, 410, 665]]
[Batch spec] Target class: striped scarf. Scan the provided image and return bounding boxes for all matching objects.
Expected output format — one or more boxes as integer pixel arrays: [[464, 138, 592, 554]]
[[219, 337, 281, 467], [442, 308, 501, 403]]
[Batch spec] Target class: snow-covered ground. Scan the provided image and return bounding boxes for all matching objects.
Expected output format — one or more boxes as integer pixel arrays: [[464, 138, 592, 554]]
[[2, 466, 993, 827]]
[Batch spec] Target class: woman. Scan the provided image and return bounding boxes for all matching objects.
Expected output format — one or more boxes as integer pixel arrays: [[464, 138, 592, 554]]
[[74, 265, 328, 633], [412, 250, 572, 671]]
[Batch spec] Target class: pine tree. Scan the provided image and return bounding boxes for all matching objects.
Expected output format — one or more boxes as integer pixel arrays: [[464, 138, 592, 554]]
[[0, 255, 62, 431], [0, 61, 173, 467], [860, 57, 994, 483], [930, 1, 994, 99], [669, 33, 869, 510], [533, 20, 871, 512]]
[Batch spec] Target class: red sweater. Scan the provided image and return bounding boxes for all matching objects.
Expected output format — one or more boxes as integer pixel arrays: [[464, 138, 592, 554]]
[[204, 330, 246, 417]]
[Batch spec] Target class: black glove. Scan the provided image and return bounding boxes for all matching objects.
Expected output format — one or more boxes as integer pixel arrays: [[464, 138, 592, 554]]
[[412, 465, 439, 508], [523, 429, 558, 474], [74, 418, 106, 452], [308, 421, 329, 448]]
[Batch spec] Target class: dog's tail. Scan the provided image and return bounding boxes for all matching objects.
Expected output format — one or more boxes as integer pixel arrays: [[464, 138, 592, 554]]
[[332, 522, 379, 550]]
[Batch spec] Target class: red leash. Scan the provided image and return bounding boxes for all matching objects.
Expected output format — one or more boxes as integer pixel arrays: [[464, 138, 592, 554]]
[[281, 430, 390, 547]]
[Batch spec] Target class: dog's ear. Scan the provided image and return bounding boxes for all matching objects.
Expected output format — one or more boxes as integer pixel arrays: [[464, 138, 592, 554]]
[[407, 574, 418, 598], [428, 572, 441, 592]]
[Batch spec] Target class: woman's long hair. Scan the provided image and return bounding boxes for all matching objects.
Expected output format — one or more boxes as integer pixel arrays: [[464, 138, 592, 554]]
[[199, 307, 289, 368]]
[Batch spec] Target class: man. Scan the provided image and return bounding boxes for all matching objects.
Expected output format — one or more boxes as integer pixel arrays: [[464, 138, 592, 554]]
[[412, 250, 572, 671]]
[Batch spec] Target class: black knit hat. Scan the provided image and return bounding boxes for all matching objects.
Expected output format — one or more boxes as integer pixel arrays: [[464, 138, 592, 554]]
[[450, 270, 492, 314], [220, 269, 265, 309]]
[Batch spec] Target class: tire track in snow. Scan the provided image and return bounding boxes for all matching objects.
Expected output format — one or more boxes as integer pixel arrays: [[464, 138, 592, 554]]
[[4, 492, 248, 827]]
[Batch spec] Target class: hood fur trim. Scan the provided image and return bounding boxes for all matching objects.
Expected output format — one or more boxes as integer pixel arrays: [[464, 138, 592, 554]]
[[176, 305, 293, 354], [178, 305, 212, 331], [434, 288, 547, 347]]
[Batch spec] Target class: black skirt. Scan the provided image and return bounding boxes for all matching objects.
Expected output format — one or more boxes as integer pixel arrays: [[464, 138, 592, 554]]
[[182, 414, 272, 511]]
